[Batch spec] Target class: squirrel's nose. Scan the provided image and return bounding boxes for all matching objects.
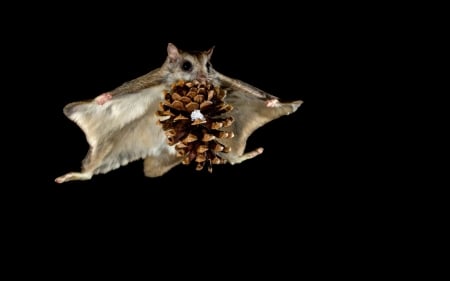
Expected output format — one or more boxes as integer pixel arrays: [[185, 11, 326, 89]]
[[197, 72, 207, 82]]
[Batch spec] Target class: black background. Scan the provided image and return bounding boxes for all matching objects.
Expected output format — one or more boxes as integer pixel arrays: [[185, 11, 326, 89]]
[[10, 4, 361, 223], [3, 4, 413, 273]]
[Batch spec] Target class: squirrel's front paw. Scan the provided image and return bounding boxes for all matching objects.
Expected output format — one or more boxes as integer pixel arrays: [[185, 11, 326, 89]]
[[95, 92, 112, 105]]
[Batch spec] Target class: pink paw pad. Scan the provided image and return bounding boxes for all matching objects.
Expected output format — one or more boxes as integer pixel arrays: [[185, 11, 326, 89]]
[[95, 92, 112, 105], [266, 99, 279, 107]]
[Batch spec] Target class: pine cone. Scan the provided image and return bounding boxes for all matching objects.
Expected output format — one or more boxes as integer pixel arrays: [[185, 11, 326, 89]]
[[157, 80, 234, 173]]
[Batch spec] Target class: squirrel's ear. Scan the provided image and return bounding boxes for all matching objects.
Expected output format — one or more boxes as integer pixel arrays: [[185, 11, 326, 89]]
[[206, 45, 215, 60], [167, 43, 181, 62]]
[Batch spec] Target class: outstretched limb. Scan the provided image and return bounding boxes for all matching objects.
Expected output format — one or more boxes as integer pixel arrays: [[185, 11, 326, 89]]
[[226, 147, 264, 165], [55, 172, 93, 183], [55, 142, 114, 184]]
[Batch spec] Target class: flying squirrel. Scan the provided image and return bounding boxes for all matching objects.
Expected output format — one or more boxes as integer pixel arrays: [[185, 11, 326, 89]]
[[55, 43, 303, 183]]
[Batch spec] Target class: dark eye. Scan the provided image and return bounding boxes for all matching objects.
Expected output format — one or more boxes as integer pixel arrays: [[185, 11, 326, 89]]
[[206, 62, 211, 72], [182, 60, 192, 72]]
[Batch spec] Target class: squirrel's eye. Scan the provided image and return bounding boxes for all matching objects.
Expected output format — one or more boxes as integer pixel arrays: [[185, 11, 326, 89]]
[[206, 62, 211, 72], [182, 61, 192, 72]]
